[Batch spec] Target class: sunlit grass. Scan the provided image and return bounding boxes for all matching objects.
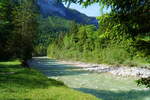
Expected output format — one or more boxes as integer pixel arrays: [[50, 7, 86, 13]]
[[0, 61, 99, 100]]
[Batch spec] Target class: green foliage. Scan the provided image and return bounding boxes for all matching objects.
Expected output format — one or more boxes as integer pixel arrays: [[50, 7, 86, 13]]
[[0, 0, 38, 61], [34, 16, 74, 56], [137, 77, 150, 88], [0, 0, 13, 60], [64, 0, 149, 14], [11, 0, 37, 60], [64, 0, 150, 37], [47, 13, 150, 66]]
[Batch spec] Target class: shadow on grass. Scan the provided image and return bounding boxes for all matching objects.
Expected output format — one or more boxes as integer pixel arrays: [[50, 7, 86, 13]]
[[0, 63, 65, 89], [75, 88, 150, 100], [0, 64, 18, 73]]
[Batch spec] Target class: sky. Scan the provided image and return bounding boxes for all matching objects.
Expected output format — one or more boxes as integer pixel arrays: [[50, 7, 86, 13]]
[[64, 3, 111, 17]]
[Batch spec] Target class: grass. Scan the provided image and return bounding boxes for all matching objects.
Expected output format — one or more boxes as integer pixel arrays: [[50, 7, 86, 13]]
[[0, 60, 99, 100]]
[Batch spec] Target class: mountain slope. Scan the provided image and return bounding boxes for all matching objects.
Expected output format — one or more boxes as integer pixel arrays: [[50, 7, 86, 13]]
[[37, 0, 98, 26]]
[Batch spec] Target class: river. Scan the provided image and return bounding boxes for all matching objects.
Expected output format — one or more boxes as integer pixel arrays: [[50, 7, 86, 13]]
[[28, 57, 150, 100]]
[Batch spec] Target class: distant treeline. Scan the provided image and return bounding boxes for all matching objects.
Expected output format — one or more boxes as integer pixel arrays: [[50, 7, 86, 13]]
[[47, 14, 150, 66]]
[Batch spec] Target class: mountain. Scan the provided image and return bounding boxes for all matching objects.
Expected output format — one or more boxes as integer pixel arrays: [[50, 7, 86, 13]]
[[37, 0, 98, 26]]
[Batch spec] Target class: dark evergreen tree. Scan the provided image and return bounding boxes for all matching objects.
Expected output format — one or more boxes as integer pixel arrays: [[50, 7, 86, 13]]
[[0, 0, 14, 60], [8, 0, 37, 61]]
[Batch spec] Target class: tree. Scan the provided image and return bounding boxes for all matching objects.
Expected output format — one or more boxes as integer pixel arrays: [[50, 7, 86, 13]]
[[63, 0, 150, 36], [0, 0, 14, 60], [8, 0, 37, 61]]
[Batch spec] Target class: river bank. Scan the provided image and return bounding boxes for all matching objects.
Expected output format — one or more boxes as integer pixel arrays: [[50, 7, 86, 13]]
[[57, 59, 150, 78]]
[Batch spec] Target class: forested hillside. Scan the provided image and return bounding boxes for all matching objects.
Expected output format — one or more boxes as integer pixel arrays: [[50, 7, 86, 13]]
[[34, 16, 75, 56]]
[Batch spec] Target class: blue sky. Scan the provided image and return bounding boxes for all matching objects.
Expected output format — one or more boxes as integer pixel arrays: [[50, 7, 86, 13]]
[[64, 3, 111, 17]]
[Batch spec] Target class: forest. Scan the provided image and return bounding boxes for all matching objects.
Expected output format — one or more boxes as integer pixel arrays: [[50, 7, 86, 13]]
[[0, 0, 150, 99]]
